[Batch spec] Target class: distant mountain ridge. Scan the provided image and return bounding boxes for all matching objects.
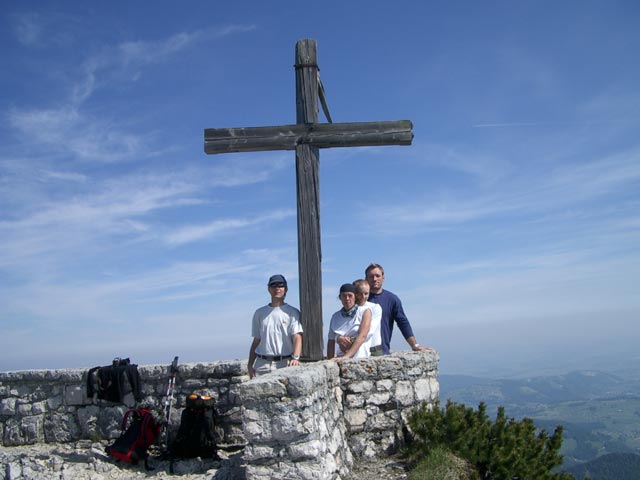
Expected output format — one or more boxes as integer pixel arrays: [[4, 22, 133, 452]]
[[440, 370, 638, 406], [439, 370, 640, 470], [564, 452, 640, 480]]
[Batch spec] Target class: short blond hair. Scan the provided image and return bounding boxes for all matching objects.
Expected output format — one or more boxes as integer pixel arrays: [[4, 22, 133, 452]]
[[352, 279, 369, 292]]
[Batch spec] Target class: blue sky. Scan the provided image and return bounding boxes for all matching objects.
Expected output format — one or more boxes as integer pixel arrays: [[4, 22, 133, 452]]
[[1, 1, 639, 376]]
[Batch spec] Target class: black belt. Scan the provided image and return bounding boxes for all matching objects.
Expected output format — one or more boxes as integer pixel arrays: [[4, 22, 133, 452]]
[[257, 354, 292, 361]]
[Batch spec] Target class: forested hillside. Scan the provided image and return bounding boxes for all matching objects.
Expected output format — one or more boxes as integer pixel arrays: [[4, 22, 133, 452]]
[[564, 452, 640, 480], [439, 370, 640, 470]]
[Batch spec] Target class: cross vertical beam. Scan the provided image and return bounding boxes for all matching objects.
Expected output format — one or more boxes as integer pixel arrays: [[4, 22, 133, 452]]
[[295, 40, 323, 361]]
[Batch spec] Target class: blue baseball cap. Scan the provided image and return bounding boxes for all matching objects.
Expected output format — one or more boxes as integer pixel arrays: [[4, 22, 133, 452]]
[[268, 274, 287, 286]]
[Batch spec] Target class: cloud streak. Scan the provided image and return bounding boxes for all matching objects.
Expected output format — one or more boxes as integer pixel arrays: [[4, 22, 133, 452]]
[[165, 209, 295, 246]]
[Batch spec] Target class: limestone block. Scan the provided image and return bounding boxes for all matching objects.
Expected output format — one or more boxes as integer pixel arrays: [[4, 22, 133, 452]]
[[366, 391, 391, 406], [397, 351, 424, 371], [243, 408, 271, 440], [30, 386, 49, 402], [224, 405, 243, 423], [395, 380, 415, 406], [337, 358, 378, 381], [365, 405, 380, 416], [64, 384, 86, 406], [32, 401, 47, 415], [240, 376, 288, 402], [286, 366, 326, 397], [348, 432, 371, 458], [343, 408, 367, 431], [97, 406, 128, 440], [414, 378, 432, 402], [376, 356, 403, 380], [376, 379, 394, 391], [368, 411, 397, 430], [3, 418, 21, 445], [228, 383, 244, 406], [244, 443, 278, 461], [183, 378, 207, 390], [76, 405, 100, 439], [214, 360, 245, 377], [0, 397, 16, 416], [6, 461, 22, 479], [271, 411, 309, 442], [287, 439, 324, 460], [16, 385, 31, 397], [17, 403, 32, 415], [345, 379, 374, 394], [246, 464, 277, 480], [46, 395, 63, 411], [44, 412, 81, 443], [207, 377, 229, 391], [183, 362, 218, 378], [344, 393, 364, 408], [429, 376, 440, 401], [19, 415, 43, 444]]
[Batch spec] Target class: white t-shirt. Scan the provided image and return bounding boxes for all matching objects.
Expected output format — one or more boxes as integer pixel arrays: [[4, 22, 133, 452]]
[[252, 303, 303, 356], [328, 306, 372, 358], [362, 301, 382, 347]]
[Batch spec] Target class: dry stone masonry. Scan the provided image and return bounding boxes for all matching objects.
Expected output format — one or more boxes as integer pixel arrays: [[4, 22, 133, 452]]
[[0, 350, 438, 479]]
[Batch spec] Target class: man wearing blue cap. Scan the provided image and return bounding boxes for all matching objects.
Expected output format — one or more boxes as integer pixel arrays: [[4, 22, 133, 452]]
[[248, 274, 303, 378]]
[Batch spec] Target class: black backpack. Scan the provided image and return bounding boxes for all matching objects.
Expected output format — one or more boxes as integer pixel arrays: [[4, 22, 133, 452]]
[[171, 393, 219, 459], [106, 408, 161, 468]]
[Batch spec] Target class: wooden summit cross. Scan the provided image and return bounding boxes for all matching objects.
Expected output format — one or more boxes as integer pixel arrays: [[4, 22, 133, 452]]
[[204, 39, 413, 361]]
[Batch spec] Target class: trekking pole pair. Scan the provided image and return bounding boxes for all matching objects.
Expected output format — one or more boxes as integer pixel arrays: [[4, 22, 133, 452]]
[[163, 356, 179, 473]]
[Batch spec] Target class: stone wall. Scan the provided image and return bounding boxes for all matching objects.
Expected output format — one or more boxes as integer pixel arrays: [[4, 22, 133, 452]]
[[239, 351, 439, 480], [0, 360, 246, 447], [0, 351, 439, 479]]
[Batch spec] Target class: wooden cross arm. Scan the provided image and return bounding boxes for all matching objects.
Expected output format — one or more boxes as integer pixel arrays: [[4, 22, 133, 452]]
[[204, 120, 413, 154]]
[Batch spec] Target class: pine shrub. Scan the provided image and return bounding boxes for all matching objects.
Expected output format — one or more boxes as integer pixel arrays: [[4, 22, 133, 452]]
[[407, 400, 574, 480]]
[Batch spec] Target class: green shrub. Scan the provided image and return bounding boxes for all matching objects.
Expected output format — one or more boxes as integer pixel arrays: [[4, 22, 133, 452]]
[[408, 445, 479, 480], [407, 400, 574, 480]]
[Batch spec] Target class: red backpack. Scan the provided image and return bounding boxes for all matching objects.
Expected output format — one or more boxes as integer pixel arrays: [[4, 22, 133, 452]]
[[106, 408, 161, 468]]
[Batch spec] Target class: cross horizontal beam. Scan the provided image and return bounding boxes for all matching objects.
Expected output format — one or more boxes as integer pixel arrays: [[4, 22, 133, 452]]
[[204, 120, 413, 154]]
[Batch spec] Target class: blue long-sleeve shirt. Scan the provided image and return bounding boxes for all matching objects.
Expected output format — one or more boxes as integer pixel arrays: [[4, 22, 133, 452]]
[[367, 289, 415, 354]]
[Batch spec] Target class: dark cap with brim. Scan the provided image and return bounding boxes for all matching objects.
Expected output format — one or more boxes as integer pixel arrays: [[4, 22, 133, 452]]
[[268, 274, 287, 286], [339, 283, 356, 294]]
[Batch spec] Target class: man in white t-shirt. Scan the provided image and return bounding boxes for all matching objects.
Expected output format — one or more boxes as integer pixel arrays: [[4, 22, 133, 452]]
[[248, 274, 303, 378]]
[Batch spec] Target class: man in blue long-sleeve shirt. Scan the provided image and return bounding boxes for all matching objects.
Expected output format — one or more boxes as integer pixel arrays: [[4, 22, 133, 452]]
[[365, 263, 430, 355]]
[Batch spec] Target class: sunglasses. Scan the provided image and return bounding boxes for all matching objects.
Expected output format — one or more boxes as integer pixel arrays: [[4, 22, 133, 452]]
[[269, 283, 286, 288]]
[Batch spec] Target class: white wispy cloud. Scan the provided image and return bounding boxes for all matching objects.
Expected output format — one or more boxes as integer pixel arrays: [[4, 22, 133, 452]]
[[73, 31, 204, 103], [0, 155, 293, 270], [364, 146, 640, 232], [10, 11, 79, 47], [7, 23, 257, 163], [73, 24, 255, 104], [165, 209, 295, 246], [8, 106, 150, 163]]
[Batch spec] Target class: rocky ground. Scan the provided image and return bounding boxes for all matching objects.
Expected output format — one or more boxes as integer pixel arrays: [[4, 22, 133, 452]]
[[0, 441, 412, 480], [342, 453, 411, 480]]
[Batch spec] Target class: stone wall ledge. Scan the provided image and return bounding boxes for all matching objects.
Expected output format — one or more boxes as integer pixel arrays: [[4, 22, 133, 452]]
[[1, 351, 439, 480]]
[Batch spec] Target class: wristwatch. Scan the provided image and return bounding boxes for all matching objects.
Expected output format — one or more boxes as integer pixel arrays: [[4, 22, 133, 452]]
[[292, 355, 300, 360]]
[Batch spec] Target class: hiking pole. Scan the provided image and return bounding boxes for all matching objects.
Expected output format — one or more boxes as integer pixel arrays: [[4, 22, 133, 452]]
[[164, 356, 179, 473]]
